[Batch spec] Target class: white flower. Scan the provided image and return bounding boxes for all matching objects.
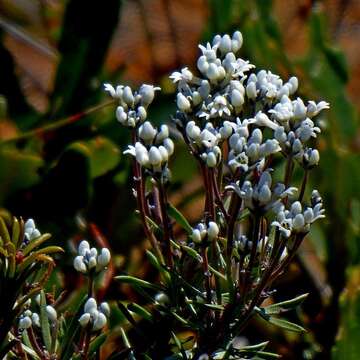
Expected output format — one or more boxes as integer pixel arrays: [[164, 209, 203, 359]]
[[24, 219, 41, 242], [207, 222, 219, 240], [170, 67, 193, 83], [19, 316, 32, 329], [46, 306, 57, 322], [139, 84, 160, 107], [80, 298, 109, 331], [177, 93, 191, 112]]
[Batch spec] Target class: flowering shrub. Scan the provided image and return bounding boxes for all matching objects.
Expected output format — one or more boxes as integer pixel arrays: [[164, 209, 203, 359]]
[[0, 30, 329, 359], [105, 30, 328, 359]]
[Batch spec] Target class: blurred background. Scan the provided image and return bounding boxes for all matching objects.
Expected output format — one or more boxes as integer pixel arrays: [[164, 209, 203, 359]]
[[0, 0, 359, 358]]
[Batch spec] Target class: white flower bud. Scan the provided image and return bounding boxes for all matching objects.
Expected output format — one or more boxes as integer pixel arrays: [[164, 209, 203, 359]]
[[78, 240, 90, 256], [206, 63, 220, 82], [149, 146, 162, 166], [292, 214, 305, 231], [291, 201, 302, 215], [231, 89, 244, 108], [199, 80, 210, 99], [74, 256, 87, 273], [232, 31, 243, 52], [158, 146, 169, 162], [88, 256, 97, 269], [97, 248, 111, 268], [308, 149, 320, 166], [19, 316, 32, 329], [220, 121, 233, 139], [288, 76, 298, 94], [246, 143, 259, 159], [156, 125, 169, 142], [155, 292, 170, 305], [93, 312, 107, 331], [219, 34, 232, 53], [116, 106, 127, 125], [191, 229, 202, 243], [304, 208, 314, 223], [192, 91, 202, 106], [186, 121, 201, 140], [135, 143, 149, 166], [206, 152, 217, 167], [46, 306, 57, 322], [139, 84, 160, 107], [31, 313, 40, 327], [246, 82, 257, 100], [197, 56, 209, 74], [293, 98, 307, 119], [250, 128, 263, 144], [207, 222, 219, 241], [137, 106, 147, 121], [100, 302, 110, 317], [79, 313, 91, 327], [258, 185, 272, 204], [177, 93, 191, 112], [292, 139, 303, 153], [85, 298, 97, 314], [123, 86, 134, 105], [163, 138, 175, 156], [139, 121, 157, 142]]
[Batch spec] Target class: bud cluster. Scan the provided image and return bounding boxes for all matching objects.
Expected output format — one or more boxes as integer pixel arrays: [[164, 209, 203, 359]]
[[104, 83, 160, 128], [124, 122, 174, 173], [73, 240, 111, 274], [78, 297, 110, 331], [191, 221, 220, 244]]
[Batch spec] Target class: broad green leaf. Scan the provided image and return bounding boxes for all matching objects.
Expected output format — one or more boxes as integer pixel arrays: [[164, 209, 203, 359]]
[[128, 303, 153, 322], [67, 137, 120, 178]]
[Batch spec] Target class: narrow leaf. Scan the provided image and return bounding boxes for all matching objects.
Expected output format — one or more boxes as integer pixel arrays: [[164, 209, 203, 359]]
[[167, 204, 193, 234]]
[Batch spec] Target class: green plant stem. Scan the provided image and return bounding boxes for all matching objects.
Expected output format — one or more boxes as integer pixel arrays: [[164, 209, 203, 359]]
[[88, 274, 94, 298], [157, 179, 174, 269], [298, 169, 309, 202], [210, 168, 229, 222], [131, 131, 164, 264], [28, 326, 47, 360], [0, 100, 115, 146]]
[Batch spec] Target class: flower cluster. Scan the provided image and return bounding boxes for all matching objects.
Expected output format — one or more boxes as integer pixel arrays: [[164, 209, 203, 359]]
[[18, 299, 57, 330], [73, 240, 111, 274], [272, 190, 325, 237], [104, 83, 160, 128], [78, 298, 110, 331], [124, 122, 174, 174], [191, 221, 220, 243]]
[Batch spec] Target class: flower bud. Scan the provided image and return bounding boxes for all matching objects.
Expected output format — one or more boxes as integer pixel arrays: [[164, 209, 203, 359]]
[[100, 302, 111, 317], [206, 63, 220, 82], [304, 208, 314, 223], [207, 222, 219, 240], [192, 91, 202, 106], [177, 93, 191, 112], [137, 106, 147, 121], [156, 125, 169, 142], [231, 89, 244, 108], [158, 146, 169, 162], [19, 316, 32, 329], [288, 76, 298, 94], [191, 229, 202, 243], [163, 138, 175, 156], [139, 121, 157, 142], [206, 152, 217, 167], [186, 121, 201, 140], [123, 86, 134, 105], [85, 298, 97, 314], [291, 201, 302, 215], [116, 106, 127, 125], [74, 256, 87, 273], [197, 56, 209, 73], [79, 313, 91, 327], [232, 31, 243, 52], [292, 214, 305, 231], [308, 149, 320, 166], [219, 34, 232, 53], [31, 313, 40, 327], [139, 84, 159, 107], [93, 312, 107, 331], [46, 306, 57, 322], [246, 82, 257, 100], [97, 248, 111, 268], [78, 240, 90, 256], [149, 146, 162, 166], [293, 98, 306, 119], [258, 185, 272, 204]]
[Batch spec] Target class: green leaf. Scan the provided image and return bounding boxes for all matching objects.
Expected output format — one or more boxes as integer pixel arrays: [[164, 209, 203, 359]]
[[259, 314, 306, 333], [127, 303, 153, 322], [181, 245, 203, 263], [167, 204, 193, 235], [115, 275, 163, 291], [0, 147, 44, 205], [262, 293, 309, 315], [67, 137, 121, 178], [39, 291, 52, 352], [22, 234, 52, 256], [88, 333, 107, 356]]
